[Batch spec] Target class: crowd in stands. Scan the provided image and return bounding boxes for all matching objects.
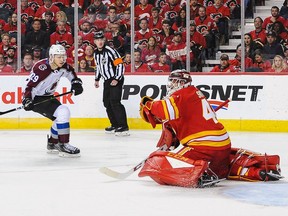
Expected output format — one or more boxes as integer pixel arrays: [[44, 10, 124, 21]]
[[0, 0, 287, 73]]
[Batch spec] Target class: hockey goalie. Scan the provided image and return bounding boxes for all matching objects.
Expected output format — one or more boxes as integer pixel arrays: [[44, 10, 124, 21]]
[[138, 70, 282, 187]]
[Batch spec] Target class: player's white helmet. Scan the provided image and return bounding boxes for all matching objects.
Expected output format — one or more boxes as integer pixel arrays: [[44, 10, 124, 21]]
[[49, 44, 67, 67], [49, 44, 66, 56], [166, 69, 192, 96]]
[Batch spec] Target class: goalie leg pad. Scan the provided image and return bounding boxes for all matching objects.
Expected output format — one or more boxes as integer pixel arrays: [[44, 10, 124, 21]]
[[138, 151, 209, 187], [228, 147, 282, 181]]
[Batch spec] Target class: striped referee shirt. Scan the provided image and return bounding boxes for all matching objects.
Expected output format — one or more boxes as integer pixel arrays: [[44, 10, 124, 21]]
[[94, 45, 124, 81]]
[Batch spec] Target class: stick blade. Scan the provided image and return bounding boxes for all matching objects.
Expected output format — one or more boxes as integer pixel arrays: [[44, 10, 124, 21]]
[[99, 167, 133, 180]]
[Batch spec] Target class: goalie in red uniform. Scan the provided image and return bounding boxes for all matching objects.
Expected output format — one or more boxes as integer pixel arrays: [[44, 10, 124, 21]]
[[139, 70, 283, 187]]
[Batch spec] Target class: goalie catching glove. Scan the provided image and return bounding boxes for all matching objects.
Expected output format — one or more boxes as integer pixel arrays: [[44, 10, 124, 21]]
[[71, 78, 83, 96], [22, 97, 34, 111], [139, 96, 162, 128]]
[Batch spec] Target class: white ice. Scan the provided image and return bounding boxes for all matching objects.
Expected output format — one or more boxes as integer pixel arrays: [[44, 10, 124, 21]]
[[0, 130, 288, 216]]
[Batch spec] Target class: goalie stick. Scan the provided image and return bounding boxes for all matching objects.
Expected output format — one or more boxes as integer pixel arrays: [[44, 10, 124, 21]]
[[99, 99, 231, 180], [0, 91, 73, 116]]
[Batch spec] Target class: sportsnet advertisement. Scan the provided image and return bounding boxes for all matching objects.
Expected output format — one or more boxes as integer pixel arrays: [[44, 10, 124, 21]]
[[0, 74, 287, 131]]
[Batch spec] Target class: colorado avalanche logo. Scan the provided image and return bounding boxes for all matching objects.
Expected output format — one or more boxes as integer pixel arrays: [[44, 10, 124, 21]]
[[196, 25, 208, 34]]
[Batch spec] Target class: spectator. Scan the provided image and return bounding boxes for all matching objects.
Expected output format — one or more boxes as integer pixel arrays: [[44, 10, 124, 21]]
[[5, 46, 17, 72], [32, 46, 42, 64], [78, 20, 95, 46], [123, 52, 131, 72], [268, 55, 288, 72], [134, 49, 152, 72], [40, 11, 57, 36], [110, 0, 126, 15], [190, 20, 206, 71], [270, 21, 288, 46], [135, 0, 153, 24], [83, 45, 96, 69], [119, 7, 131, 37], [195, 6, 219, 59], [150, 52, 171, 72], [141, 36, 161, 67], [95, 5, 120, 31], [206, 0, 230, 45], [148, 7, 163, 34], [229, 44, 253, 72], [165, 31, 189, 70], [160, 0, 181, 23], [172, 7, 187, 33], [0, 33, 11, 56], [104, 23, 125, 55], [3, 13, 27, 35], [249, 17, 267, 47], [24, 19, 50, 54], [20, 53, 34, 73], [262, 31, 284, 60], [156, 19, 175, 51], [134, 18, 154, 51], [50, 21, 74, 49], [263, 6, 287, 32], [248, 49, 272, 72], [244, 33, 259, 58], [55, 11, 71, 33], [0, 53, 13, 73], [190, 0, 201, 20], [84, 0, 108, 20], [280, 0, 288, 19], [210, 53, 237, 72], [34, 0, 60, 21], [0, 19, 6, 37], [78, 58, 94, 72], [67, 36, 86, 62], [19, 0, 35, 26]]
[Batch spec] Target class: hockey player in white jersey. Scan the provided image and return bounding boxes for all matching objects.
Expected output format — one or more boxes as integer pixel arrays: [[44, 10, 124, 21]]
[[22, 44, 83, 157]]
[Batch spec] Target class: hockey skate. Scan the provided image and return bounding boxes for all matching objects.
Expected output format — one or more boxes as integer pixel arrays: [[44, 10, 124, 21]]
[[198, 172, 225, 188], [47, 135, 59, 154], [54, 143, 81, 158], [115, 126, 130, 136], [105, 126, 116, 134]]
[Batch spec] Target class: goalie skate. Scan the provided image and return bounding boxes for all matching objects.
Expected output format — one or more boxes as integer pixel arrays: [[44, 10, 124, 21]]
[[54, 143, 81, 158], [198, 173, 225, 188]]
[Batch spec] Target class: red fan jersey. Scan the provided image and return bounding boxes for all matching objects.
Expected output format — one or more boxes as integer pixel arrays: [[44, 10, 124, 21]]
[[206, 4, 230, 20], [150, 62, 170, 73], [249, 29, 267, 45], [50, 30, 74, 48], [194, 16, 218, 33], [165, 42, 187, 64], [34, 4, 60, 21]]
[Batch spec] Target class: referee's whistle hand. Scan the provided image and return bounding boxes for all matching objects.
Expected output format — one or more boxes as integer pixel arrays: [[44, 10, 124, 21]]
[[94, 81, 100, 88]]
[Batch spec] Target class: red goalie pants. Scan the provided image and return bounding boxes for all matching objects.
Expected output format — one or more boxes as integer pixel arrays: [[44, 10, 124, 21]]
[[177, 146, 231, 179]]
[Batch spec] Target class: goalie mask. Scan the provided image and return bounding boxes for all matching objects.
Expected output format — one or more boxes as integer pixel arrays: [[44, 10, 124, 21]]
[[166, 70, 192, 96], [49, 44, 67, 68]]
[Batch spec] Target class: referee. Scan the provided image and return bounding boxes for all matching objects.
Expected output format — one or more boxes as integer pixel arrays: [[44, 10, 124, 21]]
[[94, 31, 129, 136]]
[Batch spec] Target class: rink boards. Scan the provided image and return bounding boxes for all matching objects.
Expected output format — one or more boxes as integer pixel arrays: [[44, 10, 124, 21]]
[[0, 73, 287, 132]]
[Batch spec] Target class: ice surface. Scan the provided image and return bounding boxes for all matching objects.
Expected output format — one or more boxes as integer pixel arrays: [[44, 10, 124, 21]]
[[0, 130, 288, 216]]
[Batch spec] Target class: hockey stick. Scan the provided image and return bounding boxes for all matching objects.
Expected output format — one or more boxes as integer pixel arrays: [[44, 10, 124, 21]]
[[0, 91, 73, 116], [213, 98, 230, 112], [99, 99, 231, 180]]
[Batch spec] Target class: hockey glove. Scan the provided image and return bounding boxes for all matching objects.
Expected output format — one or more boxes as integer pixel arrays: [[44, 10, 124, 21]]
[[71, 78, 83, 96], [22, 98, 34, 111]]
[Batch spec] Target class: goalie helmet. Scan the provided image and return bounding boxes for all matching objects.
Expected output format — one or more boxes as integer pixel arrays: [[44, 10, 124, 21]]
[[166, 70, 192, 96]]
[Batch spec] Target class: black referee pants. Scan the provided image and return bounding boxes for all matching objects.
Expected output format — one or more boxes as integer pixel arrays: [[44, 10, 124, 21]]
[[103, 78, 128, 129]]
